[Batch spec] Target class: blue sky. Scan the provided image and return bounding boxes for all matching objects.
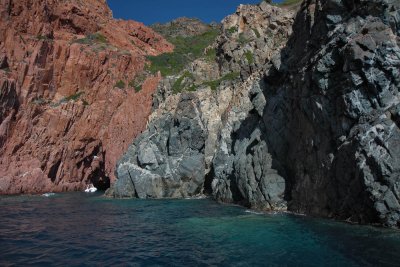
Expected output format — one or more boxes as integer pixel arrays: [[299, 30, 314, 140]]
[[107, 0, 282, 25]]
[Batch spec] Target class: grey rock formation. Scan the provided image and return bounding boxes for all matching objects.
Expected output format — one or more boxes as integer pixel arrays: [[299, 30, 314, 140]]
[[107, 93, 207, 198], [109, 0, 400, 228], [216, 3, 295, 79], [262, 0, 400, 227], [211, 78, 287, 210], [107, 2, 294, 208]]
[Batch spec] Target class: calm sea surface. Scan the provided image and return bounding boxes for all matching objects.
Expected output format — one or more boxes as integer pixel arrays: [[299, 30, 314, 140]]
[[1, 193, 400, 266]]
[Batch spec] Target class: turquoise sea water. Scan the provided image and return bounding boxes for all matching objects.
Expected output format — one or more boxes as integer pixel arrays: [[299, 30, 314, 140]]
[[1, 193, 400, 266]]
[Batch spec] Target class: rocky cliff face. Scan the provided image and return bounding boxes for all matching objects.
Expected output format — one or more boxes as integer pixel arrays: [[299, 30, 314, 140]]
[[262, 0, 400, 227], [108, 0, 400, 228], [0, 0, 173, 194], [4, 0, 398, 228], [151, 17, 219, 38], [107, 2, 295, 210]]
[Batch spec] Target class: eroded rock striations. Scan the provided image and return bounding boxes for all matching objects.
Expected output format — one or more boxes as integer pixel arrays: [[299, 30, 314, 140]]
[[0, 0, 172, 194]]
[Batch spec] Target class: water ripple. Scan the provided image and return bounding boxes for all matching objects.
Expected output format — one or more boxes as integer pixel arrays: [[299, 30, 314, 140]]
[[1, 193, 400, 266]]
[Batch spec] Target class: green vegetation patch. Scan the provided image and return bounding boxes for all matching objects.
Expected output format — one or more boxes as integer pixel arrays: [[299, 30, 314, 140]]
[[171, 71, 240, 94], [73, 33, 108, 45], [252, 28, 261, 38], [205, 48, 217, 62], [245, 51, 254, 64], [172, 71, 194, 94], [129, 72, 147, 93], [238, 33, 249, 45], [146, 28, 219, 76], [187, 84, 199, 92], [65, 91, 84, 101], [36, 35, 53, 42], [227, 26, 238, 35], [203, 72, 240, 91], [91, 43, 110, 53], [51, 91, 85, 107], [276, 0, 302, 6], [115, 80, 126, 89]]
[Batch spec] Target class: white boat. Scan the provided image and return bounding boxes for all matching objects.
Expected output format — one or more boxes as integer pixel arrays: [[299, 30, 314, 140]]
[[42, 193, 56, 197], [84, 184, 97, 193]]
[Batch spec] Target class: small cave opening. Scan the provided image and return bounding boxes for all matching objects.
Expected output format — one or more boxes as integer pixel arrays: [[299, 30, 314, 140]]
[[87, 155, 111, 191], [90, 174, 110, 191], [48, 160, 62, 182], [203, 167, 214, 196]]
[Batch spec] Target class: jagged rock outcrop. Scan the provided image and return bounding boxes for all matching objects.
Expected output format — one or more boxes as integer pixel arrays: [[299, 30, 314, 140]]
[[151, 17, 219, 38], [108, 2, 295, 209], [108, 92, 209, 198], [261, 0, 400, 227], [0, 0, 173, 194], [217, 2, 295, 78], [208, 2, 295, 210], [109, 0, 400, 228], [210, 75, 287, 210]]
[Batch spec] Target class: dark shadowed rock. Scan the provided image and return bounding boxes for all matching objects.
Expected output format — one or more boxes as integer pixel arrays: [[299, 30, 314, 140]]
[[107, 93, 207, 198], [262, 0, 400, 227]]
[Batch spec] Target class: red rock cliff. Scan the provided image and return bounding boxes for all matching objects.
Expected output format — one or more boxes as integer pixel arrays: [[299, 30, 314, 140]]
[[0, 0, 173, 194]]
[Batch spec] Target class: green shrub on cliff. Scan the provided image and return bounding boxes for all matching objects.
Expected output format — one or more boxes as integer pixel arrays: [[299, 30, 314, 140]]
[[252, 28, 261, 38], [203, 72, 240, 91], [65, 91, 84, 101], [129, 72, 147, 93], [171, 71, 240, 94], [276, 0, 302, 6], [146, 28, 219, 76], [205, 48, 217, 62], [245, 51, 254, 64], [129, 80, 142, 93], [238, 33, 249, 45], [227, 26, 238, 35], [115, 80, 126, 89], [36, 35, 53, 42], [172, 71, 194, 94], [50, 92, 84, 107], [73, 33, 108, 45]]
